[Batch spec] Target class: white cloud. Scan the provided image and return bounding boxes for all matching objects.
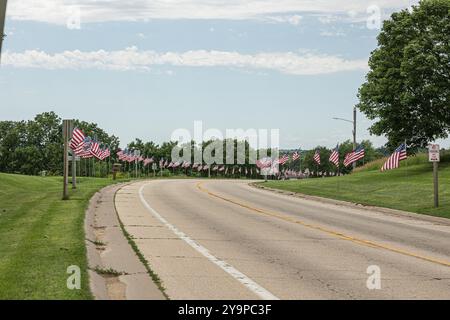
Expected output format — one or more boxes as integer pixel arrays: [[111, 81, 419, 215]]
[[268, 15, 303, 26], [2, 47, 368, 75], [7, 0, 418, 24], [320, 31, 346, 37]]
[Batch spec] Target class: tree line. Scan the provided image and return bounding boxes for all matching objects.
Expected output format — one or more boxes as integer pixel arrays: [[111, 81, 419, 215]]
[[0, 111, 389, 177]]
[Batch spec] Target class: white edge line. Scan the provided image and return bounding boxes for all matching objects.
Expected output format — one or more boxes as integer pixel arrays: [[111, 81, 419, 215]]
[[138, 183, 280, 301]]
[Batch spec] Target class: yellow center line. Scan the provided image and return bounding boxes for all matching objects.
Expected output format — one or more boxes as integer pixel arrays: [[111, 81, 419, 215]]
[[196, 182, 450, 268]]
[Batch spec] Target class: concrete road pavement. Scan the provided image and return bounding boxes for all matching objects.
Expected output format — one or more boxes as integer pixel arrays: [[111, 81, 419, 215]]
[[114, 179, 450, 300]]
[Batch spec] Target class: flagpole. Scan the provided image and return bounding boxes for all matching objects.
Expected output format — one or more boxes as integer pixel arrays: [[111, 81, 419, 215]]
[[299, 150, 302, 176], [337, 165, 340, 193], [405, 139, 408, 180]]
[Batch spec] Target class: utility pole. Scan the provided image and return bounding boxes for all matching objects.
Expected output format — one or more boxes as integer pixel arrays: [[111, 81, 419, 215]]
[[352, 106, 357, 169], [333, 106, 358, 169], [0, 0, 7, 64]]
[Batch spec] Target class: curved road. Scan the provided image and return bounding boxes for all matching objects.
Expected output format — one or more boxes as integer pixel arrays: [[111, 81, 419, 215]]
[[115, 179, 450, 300]]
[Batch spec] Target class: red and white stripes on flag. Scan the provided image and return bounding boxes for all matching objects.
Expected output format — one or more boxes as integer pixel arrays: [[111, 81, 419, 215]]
[[279, 154, 289, 165], [90, 141, 101, 159], [256, 157, 273, 169], [292, 151, 300, 161], [70, 128, 85, 151], [329, 145, 339, 167], [143, 157, 154, 166], [381, 144, 407, 172], [343, 146, 365, 167], [98, 149, 110, 160], [313, 150, 321, 165]]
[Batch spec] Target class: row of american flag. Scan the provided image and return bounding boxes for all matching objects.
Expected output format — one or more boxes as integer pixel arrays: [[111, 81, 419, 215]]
[[275, 143, 408, 172], [70, 127, 408, 173], [117, 149, 265, 175], [69, 128, 111, 160]]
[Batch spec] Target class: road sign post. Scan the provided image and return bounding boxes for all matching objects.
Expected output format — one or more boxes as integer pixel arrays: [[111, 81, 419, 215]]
[[62, 120, 73, 200], [428, 144, 440, 208], [69, 153, 80, 189], [68, 121, 77, 189], [134, 150, 141, 178]]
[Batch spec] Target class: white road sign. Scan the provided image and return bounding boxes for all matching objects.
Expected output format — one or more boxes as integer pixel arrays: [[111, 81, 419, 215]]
[[428, 144, 440, 162]]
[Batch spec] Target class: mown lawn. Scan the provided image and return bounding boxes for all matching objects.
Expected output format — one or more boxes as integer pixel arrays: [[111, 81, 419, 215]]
[[262, 159, 450, 219], [0, 174, 120, 299]]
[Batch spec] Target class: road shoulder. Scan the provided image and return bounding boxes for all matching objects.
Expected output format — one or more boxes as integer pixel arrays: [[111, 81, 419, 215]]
[[85, 183, 166, 300]]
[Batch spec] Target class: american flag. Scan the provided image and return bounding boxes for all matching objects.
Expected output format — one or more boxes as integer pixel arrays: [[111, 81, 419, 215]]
[[343, 146, 365, 167], [117, 150, 125, 161], [313, 150, 321, 165], [143, 158, 152, 166], [127, 151, 137, 163], [279, 154, 290, 165], [329, 144, 339, 167], [292, 151, 300, 161], [256, 157, 273, 169], [70, 128, 85, 151], [99, 148, 110, 160], [74, 137, 92, 157], [381, 144, 407, 172], [159, 159, 164, 168], [79, 139, 94, 159], [89, 140, 100, 159]]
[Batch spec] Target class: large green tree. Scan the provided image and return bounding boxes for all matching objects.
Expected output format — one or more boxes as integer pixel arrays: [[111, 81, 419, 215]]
[[358, 0, 450, 150]]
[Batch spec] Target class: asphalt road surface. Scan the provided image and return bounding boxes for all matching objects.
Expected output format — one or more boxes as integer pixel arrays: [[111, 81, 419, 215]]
[[115, 179, 450, 300]]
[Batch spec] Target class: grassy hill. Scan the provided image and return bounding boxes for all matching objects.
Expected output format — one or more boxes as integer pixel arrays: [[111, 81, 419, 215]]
[[262, 152, 450, 219], [0, 174, 117, 299]]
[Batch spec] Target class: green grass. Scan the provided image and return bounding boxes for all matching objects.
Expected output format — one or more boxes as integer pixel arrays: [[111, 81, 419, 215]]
[[0, 173, 124, 300], [262, 154, 450, 219]]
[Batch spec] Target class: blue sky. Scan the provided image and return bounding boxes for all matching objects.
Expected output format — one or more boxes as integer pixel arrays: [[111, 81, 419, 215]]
[[3, 0, 441, 149]]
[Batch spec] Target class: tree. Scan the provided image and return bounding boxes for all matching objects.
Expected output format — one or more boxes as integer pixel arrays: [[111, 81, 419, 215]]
[[357, 0, 450, 151], [0, 112, 122, 176], [303, 147, 333, 175]]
